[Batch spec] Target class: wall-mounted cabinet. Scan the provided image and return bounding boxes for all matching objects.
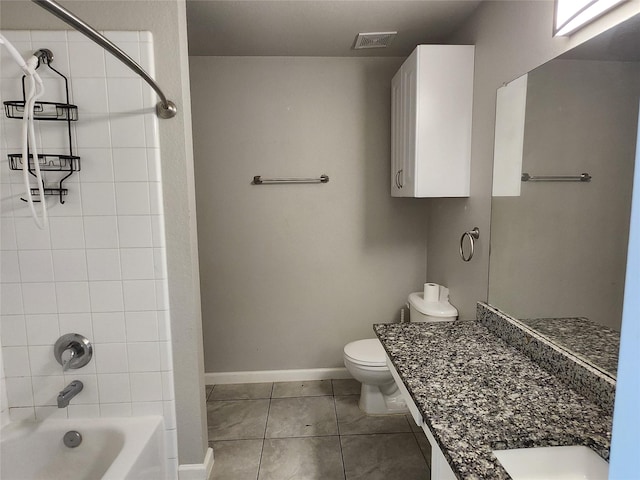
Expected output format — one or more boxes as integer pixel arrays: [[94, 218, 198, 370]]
[[391, 45, 474, 197]]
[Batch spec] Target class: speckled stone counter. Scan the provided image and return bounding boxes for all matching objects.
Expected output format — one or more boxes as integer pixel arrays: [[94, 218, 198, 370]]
[[519, 317, 619, 376], [374, 321, 612, 480]]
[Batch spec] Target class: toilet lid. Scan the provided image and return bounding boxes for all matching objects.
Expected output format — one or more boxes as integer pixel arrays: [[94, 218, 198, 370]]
[[344, 339, 387, 366]]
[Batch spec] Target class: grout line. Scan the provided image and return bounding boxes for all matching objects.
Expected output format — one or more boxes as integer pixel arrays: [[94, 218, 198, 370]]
[[254, 382, 275, 480], [332, 394, 348, 480]]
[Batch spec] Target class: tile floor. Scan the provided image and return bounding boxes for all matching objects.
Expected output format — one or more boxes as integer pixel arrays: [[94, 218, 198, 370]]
[[206, 379, 432, 480]]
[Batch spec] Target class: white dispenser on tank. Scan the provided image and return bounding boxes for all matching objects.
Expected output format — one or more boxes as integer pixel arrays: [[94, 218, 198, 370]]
[[408, 283, 458, 322]]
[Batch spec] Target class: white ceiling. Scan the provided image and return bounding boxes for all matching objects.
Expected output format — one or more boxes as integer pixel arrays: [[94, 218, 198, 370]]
[[186, 0, 482, 57]]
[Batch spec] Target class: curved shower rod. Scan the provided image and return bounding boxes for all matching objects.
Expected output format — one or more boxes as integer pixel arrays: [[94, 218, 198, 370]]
[[32, 0, 177, 119]]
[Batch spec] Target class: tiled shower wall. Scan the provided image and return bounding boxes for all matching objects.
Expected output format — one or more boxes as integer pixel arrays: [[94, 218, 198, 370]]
[[0, 30, 177, 475]]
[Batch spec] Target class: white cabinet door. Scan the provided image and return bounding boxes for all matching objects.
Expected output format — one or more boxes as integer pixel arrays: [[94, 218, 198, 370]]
[[391, 45, 474, 198]]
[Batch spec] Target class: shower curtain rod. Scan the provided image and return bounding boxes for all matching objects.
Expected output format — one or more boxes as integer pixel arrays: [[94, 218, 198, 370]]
[[31, 0, 177, 119]]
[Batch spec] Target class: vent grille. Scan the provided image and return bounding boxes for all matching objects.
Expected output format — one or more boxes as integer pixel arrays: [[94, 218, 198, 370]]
[[353, 32, 397, 49]]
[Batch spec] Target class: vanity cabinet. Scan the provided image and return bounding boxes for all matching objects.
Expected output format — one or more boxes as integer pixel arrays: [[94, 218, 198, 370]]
[[387, 357, 457, 480], [391, 45, 474, 197]]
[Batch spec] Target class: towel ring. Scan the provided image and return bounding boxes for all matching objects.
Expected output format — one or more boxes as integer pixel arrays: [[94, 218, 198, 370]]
[[459, 227, 480, 262]]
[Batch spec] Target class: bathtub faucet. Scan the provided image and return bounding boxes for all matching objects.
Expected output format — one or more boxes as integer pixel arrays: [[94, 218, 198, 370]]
[[57, 380, 83, 408]]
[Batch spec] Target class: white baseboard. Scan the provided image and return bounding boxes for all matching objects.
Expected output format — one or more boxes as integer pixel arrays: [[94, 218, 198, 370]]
[[205, 367, 352, 385], [178, 447, 214, 480]]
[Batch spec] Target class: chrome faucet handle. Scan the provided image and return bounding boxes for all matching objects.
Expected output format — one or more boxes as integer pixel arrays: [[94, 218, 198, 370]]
[[54, 334, 92, 371], [60, 347, 77, 371]]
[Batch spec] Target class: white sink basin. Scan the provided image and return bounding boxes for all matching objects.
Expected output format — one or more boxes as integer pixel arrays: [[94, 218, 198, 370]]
[[492, 445, 608, 480]]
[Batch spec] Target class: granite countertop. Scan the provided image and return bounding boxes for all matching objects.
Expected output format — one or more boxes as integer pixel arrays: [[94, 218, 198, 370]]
[[374, 321, 613, 480], [519, 317, 619, 376]]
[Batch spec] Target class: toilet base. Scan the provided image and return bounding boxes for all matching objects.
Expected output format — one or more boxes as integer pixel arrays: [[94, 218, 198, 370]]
[[358, 383, 409, 415]]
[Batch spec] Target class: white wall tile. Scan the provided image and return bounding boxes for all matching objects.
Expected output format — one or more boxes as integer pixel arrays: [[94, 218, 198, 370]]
[[9, 407, 35, 422], [58, 313, 93, 339], [28, 346, 60, 376], [68, 404, 100, 418], [132, 400, 163, 416], [1, 315, 27, 346], [97, 373, 131, 403], [149, 182, 163, 215], [52, 250, 88, 281], [110, 114, 146, 148], [118, 216, 152, 247], [95, 343, 129, 374], [4, 346, 32, 377], [164, 429, 178, 459], [153, 248, 167, 279], [113, 148, 148, 182], [122, 280, 156, 311], [75, 113, 111, 149], [107, 78, 144, 113], [14, 217, 52, 250], [81, 183, 117, 215], [125, 311, 158, 342], [35, 406, 68, 420], [0, 284, 23, 315], [55, 281, 91, 313], [25, 314, 59, 346], [68, 41, 106, 78], [5, 376, 34, 407], [49, 217, 86, 249], [83, 216, 119, 248], [32, 375, 65, 406], [146, 149, 162, 183], [92, 312, 126, 343], [156, 280, 169, 311], [163, 400, 176, 429], [1, 250, 21, 283], [89, 280, 124, 312], [86, 249, 121, 281], [72, 78, 109, 114], [157, 311, 170, 342], [130, 372, 162, 402], [18, 250, 55, 282], [151, 216, 166, 248], [99, 402, 132, 417], [120, 248, 154, 280], [162, 371, 174, 401], [22, 282, 57, 314], [115, 182, 150, 215], [77, 148, 114, 182], [159, 342, 173, 372], [0, 218, 18, 250], [127, 342, 160, 372]]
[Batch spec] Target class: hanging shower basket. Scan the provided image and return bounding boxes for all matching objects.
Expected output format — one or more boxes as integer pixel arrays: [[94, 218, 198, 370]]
[[3, 48, 80, 204]]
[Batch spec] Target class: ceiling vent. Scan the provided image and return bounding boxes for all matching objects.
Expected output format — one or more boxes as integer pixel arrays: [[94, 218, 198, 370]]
[[353, 32, 397, 49]]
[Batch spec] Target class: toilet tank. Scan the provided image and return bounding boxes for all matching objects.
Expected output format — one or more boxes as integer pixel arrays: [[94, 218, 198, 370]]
[[408, 292, 458, 322]]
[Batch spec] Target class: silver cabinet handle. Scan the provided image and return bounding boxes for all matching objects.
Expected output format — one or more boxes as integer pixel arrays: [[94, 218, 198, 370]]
[[398, 169, 404, 188], [459, 227, 479, 262]]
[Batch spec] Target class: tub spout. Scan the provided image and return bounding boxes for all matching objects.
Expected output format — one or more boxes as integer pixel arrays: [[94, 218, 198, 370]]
[[57, 380, 83, 408]]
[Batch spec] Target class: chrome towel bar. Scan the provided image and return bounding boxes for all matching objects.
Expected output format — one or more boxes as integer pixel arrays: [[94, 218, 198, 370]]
[[252, 175, 329, 185], [31, 0, 177, 119], [521, 172, 591, 182]]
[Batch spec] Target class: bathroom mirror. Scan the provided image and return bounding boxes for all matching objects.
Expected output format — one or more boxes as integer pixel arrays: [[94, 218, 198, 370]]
[[489, 13, 640, 379]]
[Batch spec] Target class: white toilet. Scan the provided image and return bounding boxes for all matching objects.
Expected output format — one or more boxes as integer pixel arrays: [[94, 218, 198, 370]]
[[343, 283, 458, 415]]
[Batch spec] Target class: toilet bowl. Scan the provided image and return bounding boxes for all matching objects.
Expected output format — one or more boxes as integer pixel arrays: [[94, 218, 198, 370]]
[[343, 283, 458, 415], [343, 338, 407, 415]]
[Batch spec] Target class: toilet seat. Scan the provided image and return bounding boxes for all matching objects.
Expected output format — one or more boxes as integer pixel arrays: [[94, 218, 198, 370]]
[[344, 339, 387, 367]]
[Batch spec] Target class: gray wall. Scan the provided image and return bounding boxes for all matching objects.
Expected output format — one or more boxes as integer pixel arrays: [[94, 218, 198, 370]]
[[490, 60, 640, 329], [190, 57, 429, 372], [427, 0, 640, 320], [0, 0, 207, 465]]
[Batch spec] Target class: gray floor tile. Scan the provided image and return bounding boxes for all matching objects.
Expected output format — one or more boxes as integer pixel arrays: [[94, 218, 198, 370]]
[[208, 399, 270, 440], [335, 395, 412, 435], [406, 414, 423, 433], [413, 431, 432, 468], [211, 382, 273, 401], [272, 380, 333, 398], [332, 378, 361, 396], [209, 439, 263, 480], [341, 433, 429, 480], [265, 396, 338, 438], [258, 437, 345, 480]]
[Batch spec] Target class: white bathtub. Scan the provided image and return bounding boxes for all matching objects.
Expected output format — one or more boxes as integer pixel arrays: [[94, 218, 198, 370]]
[[0, 415, 166, 480]]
